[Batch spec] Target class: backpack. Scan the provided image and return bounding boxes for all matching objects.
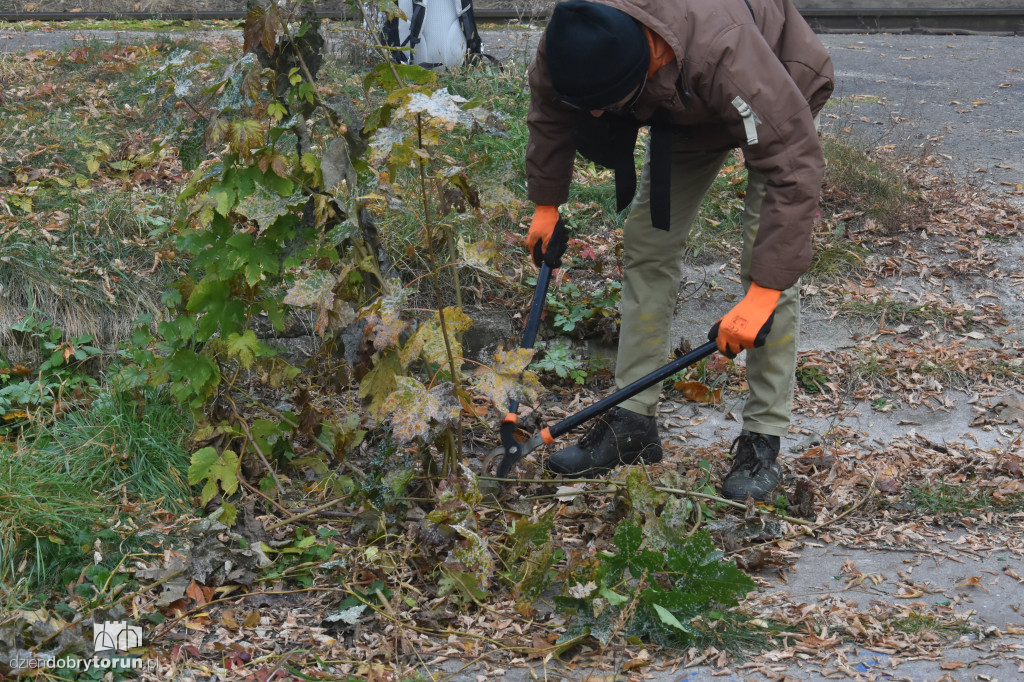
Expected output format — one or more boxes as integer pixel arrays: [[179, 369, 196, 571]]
[[379, 0, 483, 68]]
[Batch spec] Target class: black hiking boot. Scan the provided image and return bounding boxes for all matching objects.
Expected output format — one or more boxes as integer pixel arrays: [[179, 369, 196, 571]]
[[545, 407, 662, 478], [720, 431, 782, 501]]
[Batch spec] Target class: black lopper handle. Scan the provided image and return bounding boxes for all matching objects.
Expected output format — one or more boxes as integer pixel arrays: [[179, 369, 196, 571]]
[[496, 263, 553, 477], [544, 340, 718, 442], [505, 262, 553, 417]]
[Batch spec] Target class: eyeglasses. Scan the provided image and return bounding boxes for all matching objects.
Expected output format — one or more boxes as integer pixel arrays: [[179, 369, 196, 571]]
[[560, 72, 648, 114]]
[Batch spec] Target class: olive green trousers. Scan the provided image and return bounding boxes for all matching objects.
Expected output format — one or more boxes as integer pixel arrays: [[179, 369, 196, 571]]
[[614, 140, 801, 438]]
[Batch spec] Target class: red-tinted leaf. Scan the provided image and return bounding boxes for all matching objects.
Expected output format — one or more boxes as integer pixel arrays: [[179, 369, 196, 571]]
[[382, 377, 460, 443], [243, 5, 281, 55]]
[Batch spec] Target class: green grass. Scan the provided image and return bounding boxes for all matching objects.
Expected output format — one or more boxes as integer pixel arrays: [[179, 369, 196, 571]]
[[890, 611, 973, 638], [837, 298, 954, 324], [908, 480, 1024, 517], [852, 347, 1024, 398], [0, 387, 193, 598], [685, 154, 747, 258], [38, 18, 235, 32], [807, 231, 870, 280]]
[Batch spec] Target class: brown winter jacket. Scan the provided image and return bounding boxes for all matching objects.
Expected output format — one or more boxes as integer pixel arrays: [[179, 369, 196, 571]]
[[526, 0, 834, 291]]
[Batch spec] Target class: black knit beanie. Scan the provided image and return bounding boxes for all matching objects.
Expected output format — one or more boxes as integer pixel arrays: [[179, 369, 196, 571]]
[[545, 1, 649, 110]]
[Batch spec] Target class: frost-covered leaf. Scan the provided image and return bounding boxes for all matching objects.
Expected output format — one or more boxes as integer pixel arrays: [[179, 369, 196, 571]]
[[403, 88, 468, 126], [450, 521, 495, 589], [478, 181, 520, 217], [325, 604, 366, 625], [369, 126, 408, 159], [429, 463, 482, 528], [361, 279, 413, 349], [661, 530, 756, 609], [235, 181, 299, 230], [425, 465, 494, 589], [457, 236, 499, 275], [328, 299, 357, 332], [380, 279, 411, 312], [475, 347, 542, 408], [401, 307, 472, 370], [283, 271, 338, 336], [569, 581, 598, 599], [381, 377, 459, 443]]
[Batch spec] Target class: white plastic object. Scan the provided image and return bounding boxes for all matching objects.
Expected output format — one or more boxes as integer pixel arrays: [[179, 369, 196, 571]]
[[397, 0, 467, 68]]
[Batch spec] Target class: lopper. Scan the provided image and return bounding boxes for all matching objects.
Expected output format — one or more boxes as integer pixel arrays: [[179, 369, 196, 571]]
[[492, 262, 718, 479]]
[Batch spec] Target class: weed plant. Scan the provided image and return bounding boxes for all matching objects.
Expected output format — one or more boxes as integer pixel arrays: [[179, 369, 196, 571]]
[[820, 134, 919, 231], [531, 339, 610, 385]]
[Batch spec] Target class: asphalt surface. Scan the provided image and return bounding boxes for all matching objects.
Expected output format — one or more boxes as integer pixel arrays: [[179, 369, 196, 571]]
[[819, 33, 1024, 206]]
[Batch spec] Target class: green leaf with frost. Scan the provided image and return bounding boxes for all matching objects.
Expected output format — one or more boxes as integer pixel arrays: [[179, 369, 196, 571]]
[[381, 377, 459, 443], [653, 604, 692, 633]]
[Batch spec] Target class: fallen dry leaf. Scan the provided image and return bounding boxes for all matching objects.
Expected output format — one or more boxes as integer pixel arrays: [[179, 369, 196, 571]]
[[955, 576, 991, 592], [674, 380, 723, 404]]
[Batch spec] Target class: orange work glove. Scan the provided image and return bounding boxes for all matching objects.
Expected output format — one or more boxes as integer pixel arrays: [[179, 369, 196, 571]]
[[525, 205, 569, 268], [708, 282, 781, 358]]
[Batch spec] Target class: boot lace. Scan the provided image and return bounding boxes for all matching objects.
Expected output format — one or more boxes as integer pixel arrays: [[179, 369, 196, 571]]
[[577, 411, 616, 449], [727, 433, 774, 476]]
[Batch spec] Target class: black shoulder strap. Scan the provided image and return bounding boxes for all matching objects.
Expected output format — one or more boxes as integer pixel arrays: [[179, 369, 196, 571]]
[[407, 0, 427, 48], [649, 126, 671, 230], [457, 0, 482, 56]]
